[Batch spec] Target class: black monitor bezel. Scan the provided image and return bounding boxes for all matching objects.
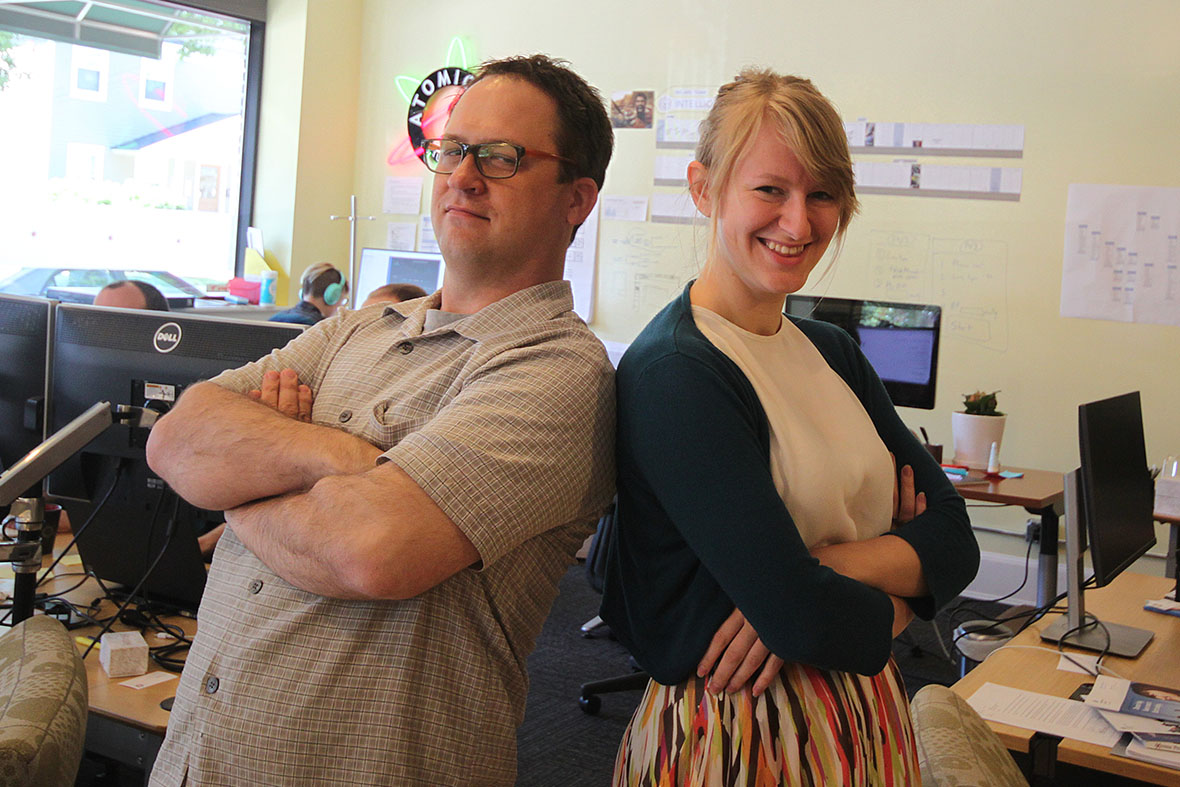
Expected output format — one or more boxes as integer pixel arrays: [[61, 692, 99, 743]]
[[1078, 391, 1156, 587], [784, 294, 942, 410]]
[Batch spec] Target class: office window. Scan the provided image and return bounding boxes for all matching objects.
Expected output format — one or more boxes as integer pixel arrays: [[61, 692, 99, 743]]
[[0, 1, 263, 296]]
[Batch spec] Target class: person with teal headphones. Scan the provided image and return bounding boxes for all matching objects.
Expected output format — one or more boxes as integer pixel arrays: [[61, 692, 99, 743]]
[[268, 262, 349, 325]]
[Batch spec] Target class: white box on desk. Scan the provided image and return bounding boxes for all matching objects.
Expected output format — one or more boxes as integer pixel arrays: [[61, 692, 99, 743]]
[[100, 631, 149, 678], [1156, 477, 1180, 519]]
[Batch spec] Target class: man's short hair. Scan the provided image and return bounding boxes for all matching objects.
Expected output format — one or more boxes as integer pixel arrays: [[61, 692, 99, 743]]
[[471, 54, 613, 191], [97, 279, 170, 311], [365, 283, 428, 305]]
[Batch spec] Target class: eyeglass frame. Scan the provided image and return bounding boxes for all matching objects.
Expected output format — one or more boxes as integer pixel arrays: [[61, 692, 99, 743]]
[[420, 138, 575, 179]]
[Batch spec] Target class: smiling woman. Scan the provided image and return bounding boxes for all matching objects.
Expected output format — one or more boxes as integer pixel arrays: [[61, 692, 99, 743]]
[[599, 68, 978, 786]]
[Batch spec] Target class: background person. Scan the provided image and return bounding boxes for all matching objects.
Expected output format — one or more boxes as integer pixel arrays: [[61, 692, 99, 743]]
[[362, 282, 428, 308], [600, 68, 978, 784], [268, 262, 349, 325], [93, 279, 170, 311]]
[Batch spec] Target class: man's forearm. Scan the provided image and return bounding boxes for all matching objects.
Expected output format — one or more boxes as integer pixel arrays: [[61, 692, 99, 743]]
[[225, 462, 480, 600], [146, 381, 382, 511]]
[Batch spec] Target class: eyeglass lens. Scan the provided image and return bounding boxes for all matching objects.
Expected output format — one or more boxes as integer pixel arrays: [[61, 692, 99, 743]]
[[424, 140, 520, 178]]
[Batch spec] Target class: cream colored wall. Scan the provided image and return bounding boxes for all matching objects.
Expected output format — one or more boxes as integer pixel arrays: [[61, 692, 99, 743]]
[[272, 0, 1180, 566], [255, 0, 362, 305]]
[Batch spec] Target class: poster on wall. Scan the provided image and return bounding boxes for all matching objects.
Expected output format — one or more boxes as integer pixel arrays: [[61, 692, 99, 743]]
[[611, 90, 654, 129], [1060, 184, 1180, 327]]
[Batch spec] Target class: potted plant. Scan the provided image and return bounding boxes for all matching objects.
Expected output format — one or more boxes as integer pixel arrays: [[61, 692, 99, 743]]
[[951, 391, 1006, 470]]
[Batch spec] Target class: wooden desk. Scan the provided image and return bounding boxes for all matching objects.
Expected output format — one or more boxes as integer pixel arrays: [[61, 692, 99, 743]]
[[957, 466, 1065, 607], [42, 564, 188, 776], [952, 572, 1180, 785]]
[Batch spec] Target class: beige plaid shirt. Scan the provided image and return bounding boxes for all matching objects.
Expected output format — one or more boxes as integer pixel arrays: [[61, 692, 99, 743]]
[[149, 281, 615, 786]]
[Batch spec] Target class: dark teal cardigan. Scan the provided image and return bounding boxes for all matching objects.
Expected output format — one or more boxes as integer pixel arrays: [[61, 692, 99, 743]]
[[599, 283, 979, 683]]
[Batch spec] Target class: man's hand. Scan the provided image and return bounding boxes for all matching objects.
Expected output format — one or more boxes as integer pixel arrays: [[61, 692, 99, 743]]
[[249, 369, 313, 422], [696, 608, 784, 697]]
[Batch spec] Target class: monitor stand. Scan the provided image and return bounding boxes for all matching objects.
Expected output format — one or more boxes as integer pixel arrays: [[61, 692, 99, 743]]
[[1039, 469, 1154, 658]]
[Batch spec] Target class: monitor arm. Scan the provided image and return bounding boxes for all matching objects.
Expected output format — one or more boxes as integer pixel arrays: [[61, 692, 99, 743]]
[[0, 401, 159, 622]]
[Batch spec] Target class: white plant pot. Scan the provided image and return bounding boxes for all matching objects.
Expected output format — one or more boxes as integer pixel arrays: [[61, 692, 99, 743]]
[[951, 412, 1007, 470]]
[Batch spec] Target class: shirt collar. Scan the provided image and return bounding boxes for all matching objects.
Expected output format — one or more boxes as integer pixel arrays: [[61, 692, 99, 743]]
[[385, 281, 575, 341]]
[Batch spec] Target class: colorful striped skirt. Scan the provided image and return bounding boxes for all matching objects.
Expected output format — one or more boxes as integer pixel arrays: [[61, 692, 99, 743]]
[[611, 658, 918, 786]]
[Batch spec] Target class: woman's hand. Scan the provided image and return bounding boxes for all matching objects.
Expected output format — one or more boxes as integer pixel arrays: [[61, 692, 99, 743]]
[[696, 607, 784, 697], [892, 456, 927, 528]]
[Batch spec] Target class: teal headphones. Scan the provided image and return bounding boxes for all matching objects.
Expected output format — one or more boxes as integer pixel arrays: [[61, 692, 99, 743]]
[[302, 263, 346, 306], [323, 280, 344, 306]]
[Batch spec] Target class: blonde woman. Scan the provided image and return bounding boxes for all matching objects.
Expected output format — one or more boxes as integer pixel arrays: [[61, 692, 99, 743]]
[[600, 69, 979, 785]]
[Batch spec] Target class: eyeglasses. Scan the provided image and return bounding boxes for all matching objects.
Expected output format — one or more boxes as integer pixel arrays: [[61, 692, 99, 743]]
[[420, 138, 573, 179]]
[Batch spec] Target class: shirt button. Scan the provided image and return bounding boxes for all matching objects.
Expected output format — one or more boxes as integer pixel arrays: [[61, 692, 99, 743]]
[[247, 579, 263, 594], [205, 677, 220, 694], [339, 410, 352, 423], [397, 341, 413, 355]]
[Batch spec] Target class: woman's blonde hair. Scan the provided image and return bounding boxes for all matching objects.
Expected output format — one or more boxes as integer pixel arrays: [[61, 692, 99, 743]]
[[695, 68, 859, 245]]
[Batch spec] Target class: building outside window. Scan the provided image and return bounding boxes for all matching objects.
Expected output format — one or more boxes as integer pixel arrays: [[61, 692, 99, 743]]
[[0, 1, 261, 298]]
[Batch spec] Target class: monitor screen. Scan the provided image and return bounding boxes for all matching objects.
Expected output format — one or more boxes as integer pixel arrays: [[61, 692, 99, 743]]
[[357, 248, 444, 305], [0, 294, 52, 474], [784, 295, 941, 409], [1078, 391, 1156, 587], [45, 305, 304, 609]]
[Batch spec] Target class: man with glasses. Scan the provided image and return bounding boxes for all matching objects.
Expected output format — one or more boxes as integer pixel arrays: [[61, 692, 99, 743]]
[[146, 55, 614, 787]]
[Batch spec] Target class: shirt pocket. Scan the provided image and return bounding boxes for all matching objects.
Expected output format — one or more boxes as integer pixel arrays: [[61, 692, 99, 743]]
[[365, 395, 441, 449]]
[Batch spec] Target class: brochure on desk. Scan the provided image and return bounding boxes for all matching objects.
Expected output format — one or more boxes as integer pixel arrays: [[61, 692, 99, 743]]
[[1084, 676, 1180, 723], [1084, 676, 1180, 769]]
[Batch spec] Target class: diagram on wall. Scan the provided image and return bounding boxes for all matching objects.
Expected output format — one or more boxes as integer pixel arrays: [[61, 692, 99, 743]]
[[1061, 184, 1180, 327], [865, 231, 1009, 352], [596, 222, 698, 338], [932, 238, 1009, 352]]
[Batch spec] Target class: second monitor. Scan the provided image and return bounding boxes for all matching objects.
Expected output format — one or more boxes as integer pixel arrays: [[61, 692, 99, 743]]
[[784, 295, 941, 410], [357, 248, 444, 304]]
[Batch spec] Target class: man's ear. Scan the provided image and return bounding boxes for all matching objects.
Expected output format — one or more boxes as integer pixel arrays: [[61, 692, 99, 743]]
[[566, 177, 599, 228], [687, 161, 712, 218]]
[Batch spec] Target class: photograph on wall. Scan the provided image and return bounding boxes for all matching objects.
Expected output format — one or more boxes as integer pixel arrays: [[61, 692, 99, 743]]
[[611, 90, 654, 129]]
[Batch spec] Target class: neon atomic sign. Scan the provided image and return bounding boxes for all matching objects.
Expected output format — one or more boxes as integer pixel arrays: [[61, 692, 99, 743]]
[[389, 38, 475, 167]]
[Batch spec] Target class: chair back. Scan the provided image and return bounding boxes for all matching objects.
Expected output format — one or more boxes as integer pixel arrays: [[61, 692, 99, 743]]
[[911, 684, 1027, 787], [0, 616, 88, 787]]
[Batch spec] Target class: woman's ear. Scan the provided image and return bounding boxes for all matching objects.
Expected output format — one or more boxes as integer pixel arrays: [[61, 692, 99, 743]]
[[687, 161, 712, 218]]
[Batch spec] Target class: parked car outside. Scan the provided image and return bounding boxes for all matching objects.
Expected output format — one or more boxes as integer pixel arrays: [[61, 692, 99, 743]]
[[0, 267, 206, 308]]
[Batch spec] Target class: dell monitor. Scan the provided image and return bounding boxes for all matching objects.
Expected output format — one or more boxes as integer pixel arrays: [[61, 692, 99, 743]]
[[1040, 391, 1156, 657], [45, 305, 304, 610], [356, 248, 444, 305], [784, 295, 941, 409], [0, 294, 52, 477]]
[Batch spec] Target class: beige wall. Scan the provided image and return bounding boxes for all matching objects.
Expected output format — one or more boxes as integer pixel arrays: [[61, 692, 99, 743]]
[[255, 0, 362, 305], [261, 0, 1180, 569]]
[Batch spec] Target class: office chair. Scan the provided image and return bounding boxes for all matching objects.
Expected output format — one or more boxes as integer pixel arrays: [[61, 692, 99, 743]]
[[577, 500, 650, 715], [0, 615, 89, 786]]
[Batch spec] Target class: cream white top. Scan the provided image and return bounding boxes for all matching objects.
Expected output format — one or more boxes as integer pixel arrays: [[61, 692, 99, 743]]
[[692, 305, 894, 548]]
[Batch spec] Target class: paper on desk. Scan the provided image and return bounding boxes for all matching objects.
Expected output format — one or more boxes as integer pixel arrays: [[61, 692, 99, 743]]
[[1056, 652, 1101, 675], [120, 671, 178, 690], [968, 682, 1121, 747], [1097, 708, 1180, 735]]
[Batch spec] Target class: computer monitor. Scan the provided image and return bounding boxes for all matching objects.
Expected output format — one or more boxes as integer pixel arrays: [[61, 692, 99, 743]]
[[1040, 391, 1156, 657], [45, 305, 304, 610], [356, 248, 444, 305], [0, 294, 52, 476], [784, 295, 941, 409]]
